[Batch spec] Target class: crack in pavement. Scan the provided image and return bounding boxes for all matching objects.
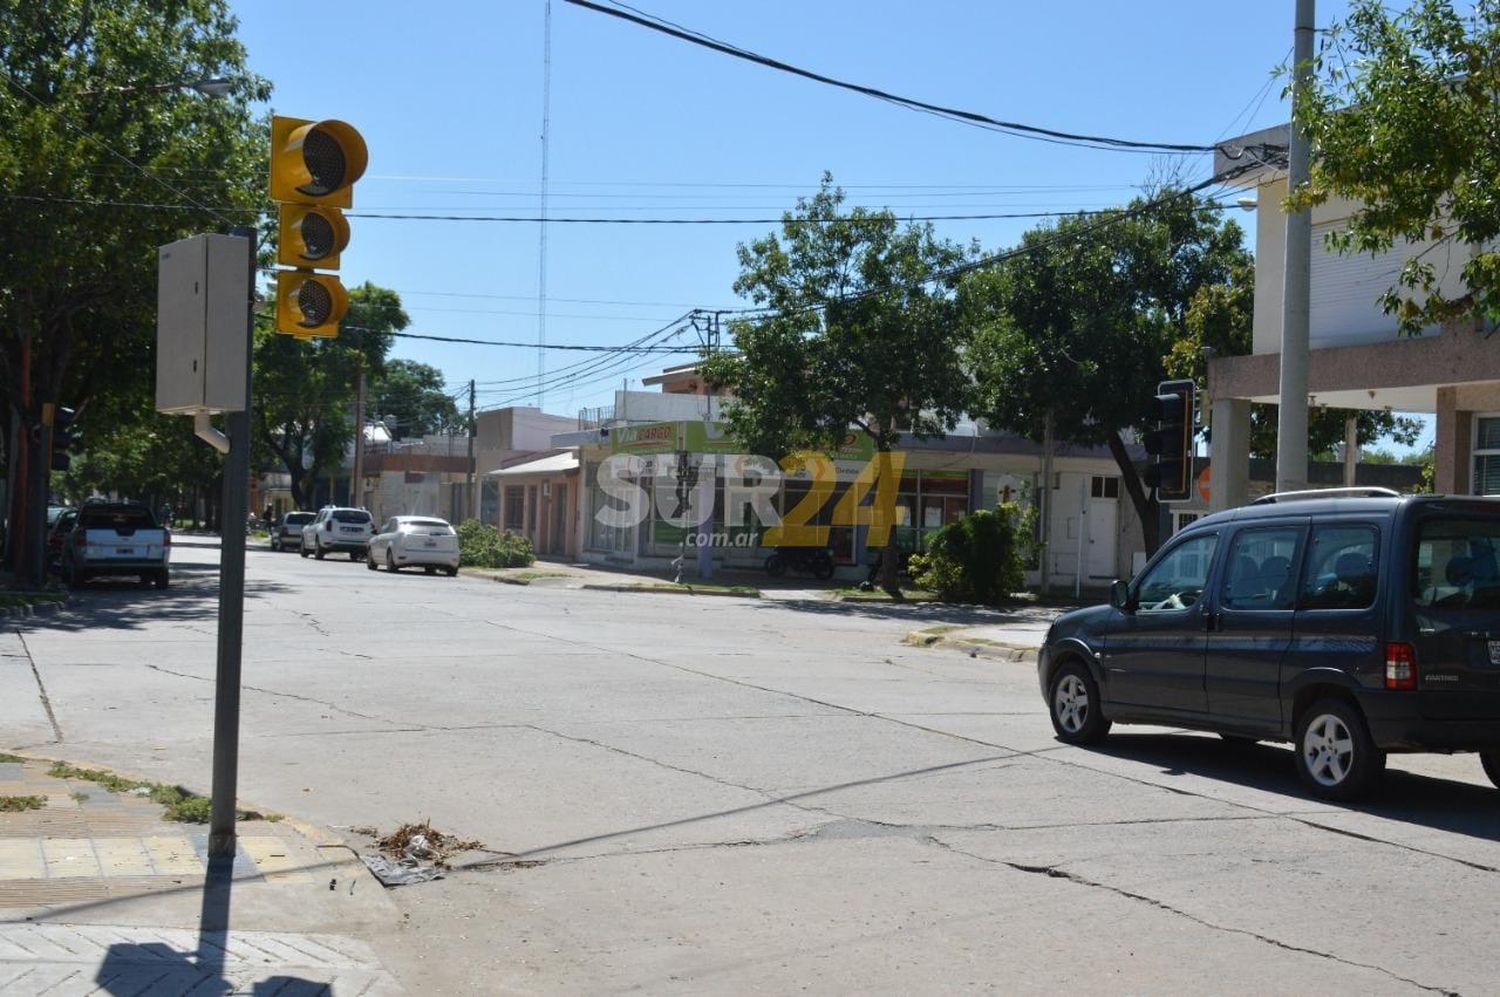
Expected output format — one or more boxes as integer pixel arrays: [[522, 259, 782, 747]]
[[289, 609, 330, 637], [13, 628, 62, 743], [926, 836, 1460, 996], [142, 663, 420, 730], [484, 619, 1500, 880]]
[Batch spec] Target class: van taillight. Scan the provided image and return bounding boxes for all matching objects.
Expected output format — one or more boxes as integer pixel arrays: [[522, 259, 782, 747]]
[[1385, 642, 1417, 691]]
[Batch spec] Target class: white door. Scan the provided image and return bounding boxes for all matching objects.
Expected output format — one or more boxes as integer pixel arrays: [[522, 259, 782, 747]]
[[1087, 476, 1119, 578]]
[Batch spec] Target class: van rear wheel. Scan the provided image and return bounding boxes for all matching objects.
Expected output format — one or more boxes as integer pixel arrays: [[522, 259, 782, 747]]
[[1294, 699, 1385, 801], [1480, 750, 1500, 791]]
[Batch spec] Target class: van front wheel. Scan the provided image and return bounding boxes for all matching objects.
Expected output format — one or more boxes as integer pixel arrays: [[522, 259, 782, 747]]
[[1048, 661, 1111, 745]]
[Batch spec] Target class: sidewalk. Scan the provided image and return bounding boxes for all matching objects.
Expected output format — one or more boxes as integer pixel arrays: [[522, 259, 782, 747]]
[[902, 609, 1055, 662], [471, 557, 834, 600], [0, 755, 402, 994]]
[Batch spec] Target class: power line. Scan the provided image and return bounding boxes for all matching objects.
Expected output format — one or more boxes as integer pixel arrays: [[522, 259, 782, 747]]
[[566, 0, 1227, 155]]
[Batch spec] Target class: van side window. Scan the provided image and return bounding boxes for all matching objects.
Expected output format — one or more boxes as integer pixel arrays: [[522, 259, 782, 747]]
[[1135, 534, 1218, 613], [1299, 526, 1378, 610], [1221, 527, 1300, 610]]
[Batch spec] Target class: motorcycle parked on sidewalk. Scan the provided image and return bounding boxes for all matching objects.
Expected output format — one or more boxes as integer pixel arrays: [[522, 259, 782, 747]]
[[763, 545, 836, 581]]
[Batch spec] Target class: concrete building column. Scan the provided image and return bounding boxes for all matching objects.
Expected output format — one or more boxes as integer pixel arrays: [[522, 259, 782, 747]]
[[1435, 386, 1471, 495], [1209, 397, 1252, 511]]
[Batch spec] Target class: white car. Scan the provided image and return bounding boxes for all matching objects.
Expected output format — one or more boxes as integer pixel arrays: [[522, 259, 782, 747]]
[[366, 516, 460, 575], [300, 507, 374, 561]]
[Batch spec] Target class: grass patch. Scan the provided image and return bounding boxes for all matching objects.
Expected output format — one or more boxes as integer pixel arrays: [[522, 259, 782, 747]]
[[69, 790, 90, 803], [0, 752, 28, 763], [509, 570, 570, 582], [837, 588, 938, 603], [45, 761, 277, 824], [0, 795, 45, 812], [0, 592, 65, 610]]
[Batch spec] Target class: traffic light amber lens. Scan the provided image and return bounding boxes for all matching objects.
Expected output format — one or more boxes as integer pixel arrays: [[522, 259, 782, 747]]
[[298, 127, 348, 196], [299, 212, 336, 259], [296, 278, 334, 325]]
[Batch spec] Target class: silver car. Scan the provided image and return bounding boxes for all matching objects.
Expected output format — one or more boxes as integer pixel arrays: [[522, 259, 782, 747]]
[[366, 516, 460, 575]]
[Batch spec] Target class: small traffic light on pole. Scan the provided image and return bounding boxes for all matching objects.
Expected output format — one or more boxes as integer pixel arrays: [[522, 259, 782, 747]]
[[1144, 379, 1195, 502], [41, 404, 78, 472], [269, 116, 367, 339]]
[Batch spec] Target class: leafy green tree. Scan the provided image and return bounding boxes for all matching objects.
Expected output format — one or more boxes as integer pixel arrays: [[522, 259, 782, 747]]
[[701, 177, 972, 592], [1290, 0, 1500, 333], [1165, 261, 1424, 459], [963, 194, 1249, 553], [0, 0, 269, 576], [370, 359, 460, 439], [253, 283, 407, 509]]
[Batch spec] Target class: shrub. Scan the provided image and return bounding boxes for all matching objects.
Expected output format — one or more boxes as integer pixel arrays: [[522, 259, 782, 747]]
[[456, 519, 536, 568], [909, 502, 1034, 606]]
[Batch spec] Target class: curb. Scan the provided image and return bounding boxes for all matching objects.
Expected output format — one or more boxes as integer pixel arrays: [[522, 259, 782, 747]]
[[903, 626, 1039, 663], [579, 582, 762, 598]]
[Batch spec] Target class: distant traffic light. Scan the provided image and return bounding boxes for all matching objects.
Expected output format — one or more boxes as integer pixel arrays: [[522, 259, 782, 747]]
[[47, 404, 78, 472], [1143, 379, 1195, 502], [269, 115, 366, 339]]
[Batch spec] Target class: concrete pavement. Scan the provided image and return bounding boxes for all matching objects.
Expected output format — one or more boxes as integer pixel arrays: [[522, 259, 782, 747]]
[[3, 535, 1499, 993]]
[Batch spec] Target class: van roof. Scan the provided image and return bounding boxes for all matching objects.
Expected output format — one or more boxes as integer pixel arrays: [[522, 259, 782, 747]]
[[1188, 493, 1500, 530]]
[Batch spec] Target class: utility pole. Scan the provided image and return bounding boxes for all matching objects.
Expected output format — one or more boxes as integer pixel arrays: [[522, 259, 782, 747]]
[[1040, 409, 1054, 594], [352, 356, 366, 508], [1276, 0, 1315, 492], [208, 227, 256, 859], [466, 379, 477, 521], [536, 0, 553, 410]]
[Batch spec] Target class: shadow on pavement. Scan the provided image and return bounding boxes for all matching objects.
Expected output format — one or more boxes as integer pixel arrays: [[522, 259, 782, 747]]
[[94, 856, 323, 995], [19, 569, 291, 633], [1085, 732, 1500, 843], [745, 595, 1057, 629]]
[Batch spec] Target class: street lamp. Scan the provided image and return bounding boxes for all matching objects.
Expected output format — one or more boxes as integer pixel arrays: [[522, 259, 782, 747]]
[[79, 77, 233, 98]]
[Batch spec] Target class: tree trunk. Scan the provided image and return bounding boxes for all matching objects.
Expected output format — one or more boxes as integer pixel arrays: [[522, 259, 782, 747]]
[[1105, 430, 1161, 556], [877, 445, 901, 597]]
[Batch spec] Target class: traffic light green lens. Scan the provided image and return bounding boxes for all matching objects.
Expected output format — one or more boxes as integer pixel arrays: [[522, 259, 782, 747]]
[[299, 212, 335, 259], [298, 128, 347, 196], [296, 279, 333, 325]]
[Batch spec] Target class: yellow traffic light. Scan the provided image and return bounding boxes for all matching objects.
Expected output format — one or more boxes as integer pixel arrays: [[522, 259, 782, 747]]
[[270, 115, 365, 340], [276, 203, 350, 269], [275, 271, 348, 340], [269, 116, 368, 208]]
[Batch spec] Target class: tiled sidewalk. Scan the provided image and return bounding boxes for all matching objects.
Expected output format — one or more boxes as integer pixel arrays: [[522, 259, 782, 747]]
[[0, 755, 402, 994]]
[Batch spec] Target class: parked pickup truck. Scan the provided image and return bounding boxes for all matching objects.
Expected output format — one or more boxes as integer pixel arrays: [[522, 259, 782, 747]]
[[61, 502, 171, 589]]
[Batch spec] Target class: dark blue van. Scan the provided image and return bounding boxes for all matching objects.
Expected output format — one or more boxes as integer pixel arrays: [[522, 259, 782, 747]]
[[1038, 490, 1500, 799]]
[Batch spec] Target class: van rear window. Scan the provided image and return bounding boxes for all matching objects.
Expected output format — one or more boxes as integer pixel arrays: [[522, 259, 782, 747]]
[[79, 507, 155, 529], [1413, 519, 1500, 609], [332, 510, 371, 524]]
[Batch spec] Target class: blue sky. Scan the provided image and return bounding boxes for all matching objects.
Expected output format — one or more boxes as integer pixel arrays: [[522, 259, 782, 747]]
[[230, 0, 1432, 449]]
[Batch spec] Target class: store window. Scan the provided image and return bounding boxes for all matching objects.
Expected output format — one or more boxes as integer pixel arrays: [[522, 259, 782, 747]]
[[1473, 415, 1500, 495], [1090, 476, 1120, 499]]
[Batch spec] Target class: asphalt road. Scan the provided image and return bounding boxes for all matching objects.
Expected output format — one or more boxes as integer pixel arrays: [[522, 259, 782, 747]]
[[6, 537, 1500, 994]]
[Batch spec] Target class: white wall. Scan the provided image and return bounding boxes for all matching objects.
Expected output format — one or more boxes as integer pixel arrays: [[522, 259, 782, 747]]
[[613, 390, 723, 424]]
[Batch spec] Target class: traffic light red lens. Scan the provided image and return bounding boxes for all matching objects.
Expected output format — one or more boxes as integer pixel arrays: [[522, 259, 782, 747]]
[[299, 212, 336, 259], [298, 127, 348, 196], [296, 279, 334, 325]]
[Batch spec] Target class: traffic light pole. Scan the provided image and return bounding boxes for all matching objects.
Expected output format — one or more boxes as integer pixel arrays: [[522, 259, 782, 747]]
[[207, 227, 256, 859]]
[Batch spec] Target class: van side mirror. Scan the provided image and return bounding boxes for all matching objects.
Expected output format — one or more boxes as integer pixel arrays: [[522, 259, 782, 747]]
[[1110, 579, 1132, 612]]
